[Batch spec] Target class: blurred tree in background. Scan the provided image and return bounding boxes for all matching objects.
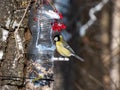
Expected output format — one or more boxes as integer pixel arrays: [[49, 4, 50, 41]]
[[0, 0, 119, 90]]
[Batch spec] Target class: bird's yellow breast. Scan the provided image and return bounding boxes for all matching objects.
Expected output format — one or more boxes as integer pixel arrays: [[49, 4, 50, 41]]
[[56, 41, 71, 57]]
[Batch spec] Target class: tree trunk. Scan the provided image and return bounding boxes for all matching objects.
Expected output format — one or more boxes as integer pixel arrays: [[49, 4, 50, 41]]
[[110, 0, 120, 90]]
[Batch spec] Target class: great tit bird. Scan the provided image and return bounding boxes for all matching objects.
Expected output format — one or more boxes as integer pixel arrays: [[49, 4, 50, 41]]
[[54, 34, 84, 61]]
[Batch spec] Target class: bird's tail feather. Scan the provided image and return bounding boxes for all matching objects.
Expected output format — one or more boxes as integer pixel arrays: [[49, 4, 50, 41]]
[[72, 54, 84, 62]]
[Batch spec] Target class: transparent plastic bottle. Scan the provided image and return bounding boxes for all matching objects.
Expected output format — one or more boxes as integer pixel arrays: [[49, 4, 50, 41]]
[[26, 1, 60, 86]]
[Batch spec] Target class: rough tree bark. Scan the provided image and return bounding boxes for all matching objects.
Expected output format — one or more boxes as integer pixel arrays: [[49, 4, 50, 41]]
[[0, 0, 29, 90]]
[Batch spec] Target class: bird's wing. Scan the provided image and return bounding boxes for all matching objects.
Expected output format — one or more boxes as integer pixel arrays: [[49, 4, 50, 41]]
[[62, 40, 75, 54]]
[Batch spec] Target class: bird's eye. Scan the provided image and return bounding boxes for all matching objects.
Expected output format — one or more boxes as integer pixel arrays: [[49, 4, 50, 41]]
[[54, 37, 58, 41]]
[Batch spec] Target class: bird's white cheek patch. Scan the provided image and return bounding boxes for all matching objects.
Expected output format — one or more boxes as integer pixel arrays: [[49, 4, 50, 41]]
[[54, 37, 58, 41]]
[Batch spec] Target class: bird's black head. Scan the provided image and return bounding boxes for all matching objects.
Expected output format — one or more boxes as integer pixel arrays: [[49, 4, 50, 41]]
[[54, 34, 60, 42]]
